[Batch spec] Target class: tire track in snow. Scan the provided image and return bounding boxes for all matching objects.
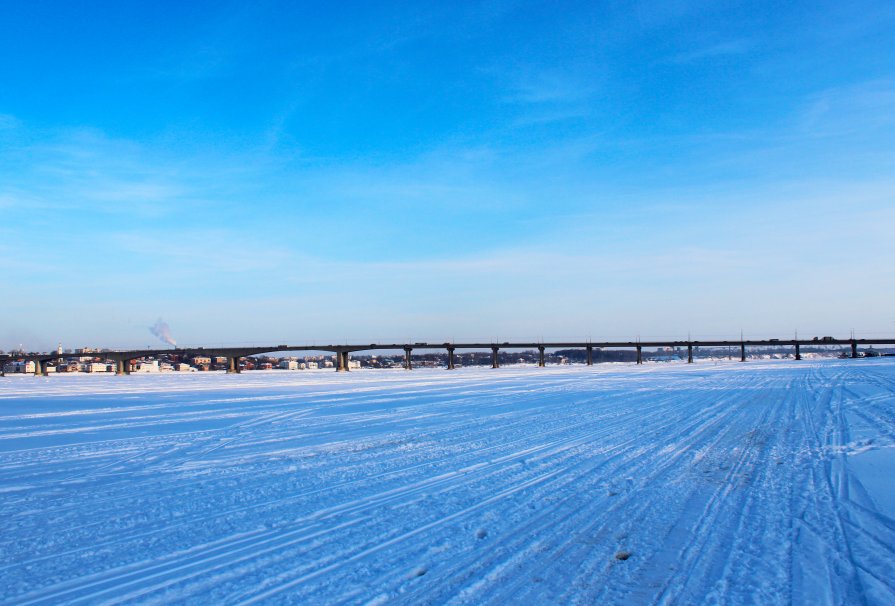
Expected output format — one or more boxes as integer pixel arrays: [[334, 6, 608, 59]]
[[5, 376, 708, 604], [1, 377, 689, 575], [310, 382, 753, 604]]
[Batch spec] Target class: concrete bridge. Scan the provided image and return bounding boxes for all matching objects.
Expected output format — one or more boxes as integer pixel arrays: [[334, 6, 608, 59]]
[[2, 337, 894, 377]]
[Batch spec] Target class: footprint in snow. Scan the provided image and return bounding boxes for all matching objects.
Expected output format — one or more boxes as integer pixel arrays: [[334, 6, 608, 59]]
[[475, 528, 488, 539], [410, 566, 427, 578], [615, 550, 632, 561]]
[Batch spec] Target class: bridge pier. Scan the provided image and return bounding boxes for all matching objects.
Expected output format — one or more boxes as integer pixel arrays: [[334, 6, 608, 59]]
[[34, 359, 49, 377], [227, 356, 241, 374], [851, 340, 858, 359], [795, 343, 801, 361], [404, 347, 413, 370], [114, 358, 132, 375], [447, 347, 455, 370], [538, 346, 545, 367], [636, 345, 642, 364], [740, 342, 746, 362], [586, 345, 593, 366], [687, 344, 693, 364], [491, 347, 500, 369]]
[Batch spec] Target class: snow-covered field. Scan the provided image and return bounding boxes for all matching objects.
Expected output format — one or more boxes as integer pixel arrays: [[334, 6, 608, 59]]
[[2, 359, 894, 605]]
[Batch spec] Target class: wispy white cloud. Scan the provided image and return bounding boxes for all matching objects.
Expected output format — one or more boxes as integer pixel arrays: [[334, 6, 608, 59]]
[[505, 69, 598, 105], [0, 125, 270, 221], [0, 193, 18, 209], [667, 39, 753, 63], [483, 60, 608, 126], [798, 79, 895, 137], [107, 229, 300, 274], [0, 113, 19, 130]]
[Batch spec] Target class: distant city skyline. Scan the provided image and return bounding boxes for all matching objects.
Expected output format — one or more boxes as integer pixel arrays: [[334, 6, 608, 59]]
[[2, 1, 894, 350]]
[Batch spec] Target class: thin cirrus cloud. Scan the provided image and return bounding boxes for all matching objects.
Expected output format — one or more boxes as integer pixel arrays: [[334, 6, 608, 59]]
[[798, 79, 895, 137], [666, 39, 754, 64]]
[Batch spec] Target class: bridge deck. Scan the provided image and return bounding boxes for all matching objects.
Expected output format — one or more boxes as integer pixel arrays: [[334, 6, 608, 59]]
[[3, 338, 894, 363]]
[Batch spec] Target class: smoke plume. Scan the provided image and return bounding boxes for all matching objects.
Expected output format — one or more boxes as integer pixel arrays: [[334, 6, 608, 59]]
[[149, 318, 177, 346]]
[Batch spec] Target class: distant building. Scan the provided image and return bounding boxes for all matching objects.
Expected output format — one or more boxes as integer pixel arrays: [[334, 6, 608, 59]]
[[6, 361, 36, 373], [132, 360, 160, 373]]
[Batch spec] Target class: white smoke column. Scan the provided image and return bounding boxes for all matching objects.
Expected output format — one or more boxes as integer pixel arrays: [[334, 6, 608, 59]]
[[149, 318, 177, 346]]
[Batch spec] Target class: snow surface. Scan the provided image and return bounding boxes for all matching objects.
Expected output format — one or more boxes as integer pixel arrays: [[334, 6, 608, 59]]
[[1, 359, 894, 605]]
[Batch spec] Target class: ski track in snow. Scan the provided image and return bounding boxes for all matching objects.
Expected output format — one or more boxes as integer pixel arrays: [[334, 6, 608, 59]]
[[1, 360, 894, 605]]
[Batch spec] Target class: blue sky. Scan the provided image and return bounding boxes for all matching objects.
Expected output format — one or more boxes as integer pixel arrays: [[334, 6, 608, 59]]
[[2, 1, 894, 350]]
